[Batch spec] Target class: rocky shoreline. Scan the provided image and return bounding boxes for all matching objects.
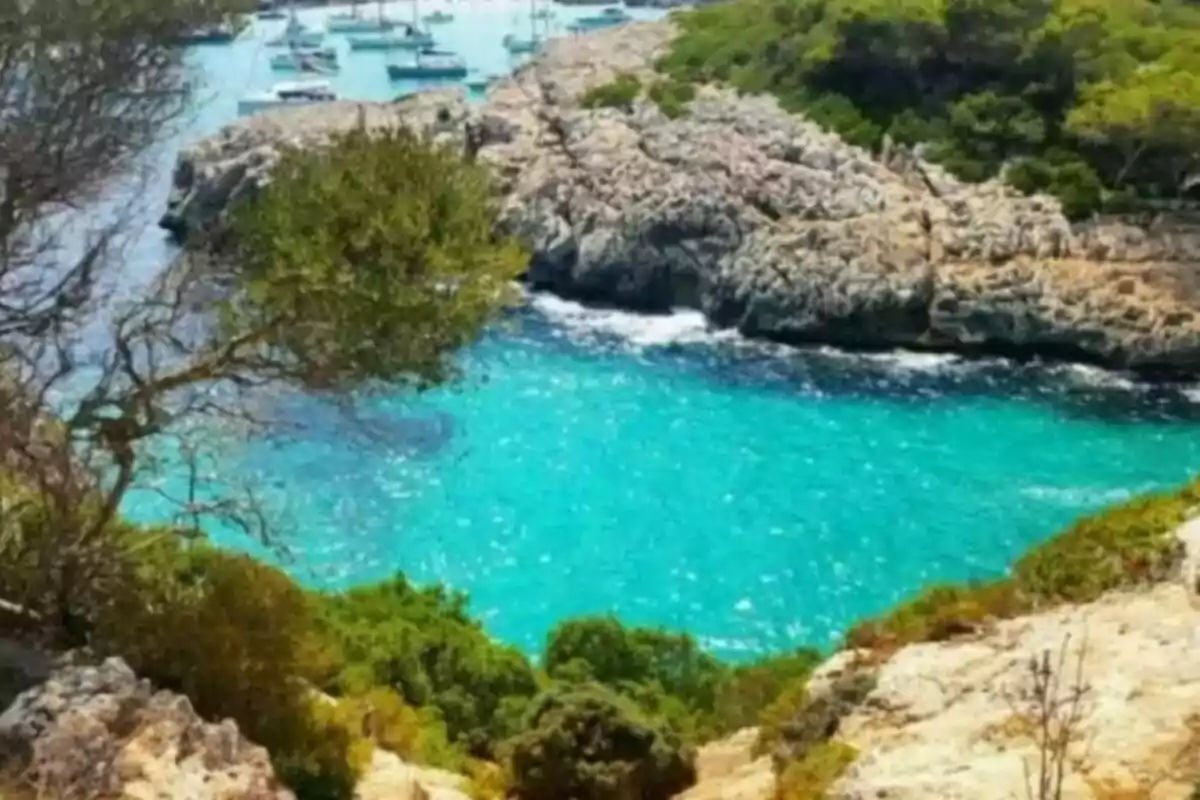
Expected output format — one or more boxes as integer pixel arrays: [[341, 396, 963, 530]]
[[160, 21, 1200, 378]]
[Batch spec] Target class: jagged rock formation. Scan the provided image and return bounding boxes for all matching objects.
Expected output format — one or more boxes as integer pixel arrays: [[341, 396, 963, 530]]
[[159, 22, 1200, 375], [0, 657, 293, 799]]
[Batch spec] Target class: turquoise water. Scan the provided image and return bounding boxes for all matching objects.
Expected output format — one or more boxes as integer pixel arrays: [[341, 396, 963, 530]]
[[120, 10, 1200, 660]]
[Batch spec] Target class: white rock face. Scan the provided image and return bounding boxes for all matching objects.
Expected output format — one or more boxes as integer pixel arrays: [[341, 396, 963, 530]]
[[354, 748, 472, 800], [829, 582, 1200, 800], [0, 657, 294, 799], [675, 727, 774, 800]]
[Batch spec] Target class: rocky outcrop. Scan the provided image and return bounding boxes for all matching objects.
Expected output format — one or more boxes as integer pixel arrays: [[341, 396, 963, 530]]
[[160, 21, 1200, 376], [0, 657, 293, 799], [824, 580, 1200, 799], [678, 520, 1200, 800]]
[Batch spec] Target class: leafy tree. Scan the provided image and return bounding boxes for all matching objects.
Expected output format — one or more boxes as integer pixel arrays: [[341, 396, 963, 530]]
[[507, 684, 697, 800], [1067, 66, 1200, 190], [0, 0, 526, 646]]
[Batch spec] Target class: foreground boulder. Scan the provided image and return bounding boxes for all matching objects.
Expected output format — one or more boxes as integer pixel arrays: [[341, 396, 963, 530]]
[[161, 22, 1200, 376], [0, 657, 293, 799]]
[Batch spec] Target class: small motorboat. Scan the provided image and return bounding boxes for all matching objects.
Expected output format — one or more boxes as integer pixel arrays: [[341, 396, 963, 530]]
[[386, 50, 468, 80], [327, 12, 397, 33], [270, 46, 340, 71], [502, 33, 540, 54], [464, 72, 503, 92], [237, 80, 338, 116], [257, 6, 288, 19], [349, 29, 435, 50], [567, 6, 632, 32], [422, 10, 454, 23]]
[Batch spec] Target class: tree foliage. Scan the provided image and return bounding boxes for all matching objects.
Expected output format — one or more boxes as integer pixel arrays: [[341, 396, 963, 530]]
[[660, 0, 1200, 216], [543, 616, 823, 744], [230, 127, 527, 394], [0, 0, 525, 648], [315, 574, 540, 758], [507, 684, 697, 800]]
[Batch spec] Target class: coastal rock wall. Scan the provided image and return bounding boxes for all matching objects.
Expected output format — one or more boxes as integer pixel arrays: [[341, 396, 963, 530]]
[[160, 22, 1200, 375]]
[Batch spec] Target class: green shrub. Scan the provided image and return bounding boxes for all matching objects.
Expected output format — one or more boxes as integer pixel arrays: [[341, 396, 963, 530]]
[[647, 77, 697, 119], [580, 72, 643, 112], [843, 581, 1024, 651], [543, 616, 731, 741], [757, 670, 875, 763], [844, 478, 1200, 652], [774, 741, 858, 800], [316, 575, 540, 758], [756, 678, 812, 757], [507, 684, 697, 800], [713, 649, 823, 735], [96, 547, 365, 799], [1013, 480, 1200, 604]]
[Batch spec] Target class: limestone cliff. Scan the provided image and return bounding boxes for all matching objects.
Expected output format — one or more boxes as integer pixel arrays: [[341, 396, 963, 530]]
[[159, 22, 1200, 375]]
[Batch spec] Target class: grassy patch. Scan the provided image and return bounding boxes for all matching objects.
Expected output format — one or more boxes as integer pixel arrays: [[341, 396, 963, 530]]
[[579, 72, 642, 113], [844, 479, 1200, 652], [774, 741, 858, 800], [647, 77, 697, 119]]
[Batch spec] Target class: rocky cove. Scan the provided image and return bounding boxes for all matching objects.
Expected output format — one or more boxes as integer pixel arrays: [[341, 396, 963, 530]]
[[160, 21, 1200, 378]]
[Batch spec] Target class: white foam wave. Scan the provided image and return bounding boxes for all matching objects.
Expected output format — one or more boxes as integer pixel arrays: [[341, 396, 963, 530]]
[[814, 346, 967, 373], [1052, 363, 1138, 390], [529, 291, 972, 371], [527, 292, 728, 348], [1018, 484, 1156, 507], [525, 291, 1200, 395]]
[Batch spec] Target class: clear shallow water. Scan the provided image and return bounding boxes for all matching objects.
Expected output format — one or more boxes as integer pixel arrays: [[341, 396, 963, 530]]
[[117, 10, 1200, 660]]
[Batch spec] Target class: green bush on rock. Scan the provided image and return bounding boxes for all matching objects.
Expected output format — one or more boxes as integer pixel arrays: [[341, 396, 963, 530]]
[[647, 77, 696, 119], [580, 72, 643, 113], [507, 684, 697, 800], [315, 575, 540, 758], [845, 478, 1200, 652]]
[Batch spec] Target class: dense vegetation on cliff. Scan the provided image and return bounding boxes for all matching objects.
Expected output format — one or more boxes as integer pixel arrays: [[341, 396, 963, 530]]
[[659, 0, 1200, 217]]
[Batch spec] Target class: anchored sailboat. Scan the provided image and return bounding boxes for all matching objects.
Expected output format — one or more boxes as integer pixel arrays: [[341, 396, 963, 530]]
[[327, 0, 397, 33], [502, 0, 548, 55]]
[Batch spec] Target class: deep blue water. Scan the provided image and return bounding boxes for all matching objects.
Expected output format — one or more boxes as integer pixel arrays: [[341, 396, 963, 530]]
[[118, 8, 1200, 660]]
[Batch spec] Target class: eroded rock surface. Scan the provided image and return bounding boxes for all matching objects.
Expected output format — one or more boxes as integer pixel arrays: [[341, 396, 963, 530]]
[[827, 581, 1200, 800], [160, 21, 1200, 374], [0, 657, 293, 799]]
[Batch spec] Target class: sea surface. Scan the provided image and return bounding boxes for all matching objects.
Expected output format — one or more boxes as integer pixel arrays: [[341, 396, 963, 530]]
[[118, 5, 1200, 660]]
